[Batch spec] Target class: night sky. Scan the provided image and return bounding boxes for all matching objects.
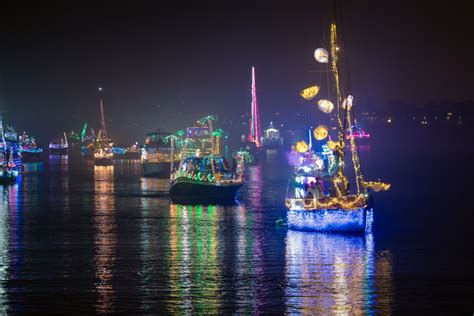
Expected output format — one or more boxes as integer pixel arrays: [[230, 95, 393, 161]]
[[1, 0, 472, 144]]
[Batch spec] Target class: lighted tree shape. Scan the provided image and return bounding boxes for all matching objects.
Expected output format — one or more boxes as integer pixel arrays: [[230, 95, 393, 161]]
[[211, 128, 225, 155], [198, 115, 218, 134]]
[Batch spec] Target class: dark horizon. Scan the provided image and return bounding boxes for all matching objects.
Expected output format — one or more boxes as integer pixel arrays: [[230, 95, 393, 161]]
[[1, 0, 473, 144]]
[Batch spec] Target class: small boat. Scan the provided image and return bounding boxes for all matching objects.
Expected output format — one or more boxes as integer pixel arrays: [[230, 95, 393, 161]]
[[19, 132, 43, 162], [49, 133, 68, 155], [169, 154, 244, 203], [346, 122, 370, 142], [113, 144, 141, 160], [261, 121, 284, 149]]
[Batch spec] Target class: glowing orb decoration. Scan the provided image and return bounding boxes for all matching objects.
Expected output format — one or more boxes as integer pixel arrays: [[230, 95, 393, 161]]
[[342, 95, 354, 110], [327, 140, 337, 150], [295, 141, 309, 153], [317, 99, 334, 114], [300, 85, 320, 100], [313, 125, 329, 140], [314, 48, 329, 63]]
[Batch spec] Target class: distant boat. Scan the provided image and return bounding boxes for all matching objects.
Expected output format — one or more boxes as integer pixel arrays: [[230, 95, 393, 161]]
[[93, 88, 113, 166], [141, 129, 179, 177], [346, 122, 370, 141], [113, 144, 141, 160], [19, 131, 43, 162], [49, 133, 68, 155], [2, 124, 22, 173], [261, 121, 284, 149], [240, 66, 263, 164], [0, 148, 19, 184]]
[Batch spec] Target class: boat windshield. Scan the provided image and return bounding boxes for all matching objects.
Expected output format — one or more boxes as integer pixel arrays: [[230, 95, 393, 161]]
[[179, 156, 231, 176]]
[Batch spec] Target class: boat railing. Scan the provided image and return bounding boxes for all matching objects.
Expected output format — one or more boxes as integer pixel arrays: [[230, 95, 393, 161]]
[[285, 194, 367, 211]]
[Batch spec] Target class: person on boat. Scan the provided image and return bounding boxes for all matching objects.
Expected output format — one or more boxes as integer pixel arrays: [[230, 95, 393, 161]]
[[315, 177, 323, 196], [303, 181, 310, 193]]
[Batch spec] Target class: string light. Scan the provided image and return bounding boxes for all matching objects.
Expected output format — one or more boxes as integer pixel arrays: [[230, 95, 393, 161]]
[[285, 194, 366, 210], [330, 23, 344, 132]]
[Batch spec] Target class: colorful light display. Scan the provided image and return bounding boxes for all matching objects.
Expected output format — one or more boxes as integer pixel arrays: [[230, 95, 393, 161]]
[[313, 125, 329, 140], [295, 141, 309, 153], [300, 85, 320, 100], [287, 208, 373, 233]]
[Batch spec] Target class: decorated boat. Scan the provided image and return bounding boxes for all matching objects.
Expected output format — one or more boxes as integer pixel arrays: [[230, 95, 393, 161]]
[[169, 115, 244, 203], [285, 13, 390, 233], [93, 88, 113, 166], [261, 121, 284, 149], [346, 121, 370, 142], [141, 129, 179, 177], [0, 148, 19, 184], [0, 119, 19, 184], [19, 131, 43, 162], [113, 143, 141, 160], [1, 123, 22, 173], [49, 132, 68, 155]]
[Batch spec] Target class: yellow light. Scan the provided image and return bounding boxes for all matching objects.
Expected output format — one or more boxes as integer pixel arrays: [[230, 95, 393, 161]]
[[300, 85, 320, 100], [362, 180, 391, 192], [295, 141, 309, 153], [313, 125, 329, 140]]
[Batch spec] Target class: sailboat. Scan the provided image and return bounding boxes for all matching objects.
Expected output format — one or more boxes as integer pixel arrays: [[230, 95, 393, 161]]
[[285, 11, 390, 233], [0, 114, 19, 184], [239, 66, 262, 165], [169, 115, 245, 203], [93, 88, 113, 166]]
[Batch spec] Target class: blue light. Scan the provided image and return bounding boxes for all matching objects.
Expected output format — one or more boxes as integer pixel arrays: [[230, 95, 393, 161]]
[[287, 208, 373, 233]]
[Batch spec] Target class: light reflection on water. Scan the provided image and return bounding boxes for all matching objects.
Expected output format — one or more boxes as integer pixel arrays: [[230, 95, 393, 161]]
[[93, 166, 117, 313], [285, 231, 393, 314], [0, 157, 397, 313]]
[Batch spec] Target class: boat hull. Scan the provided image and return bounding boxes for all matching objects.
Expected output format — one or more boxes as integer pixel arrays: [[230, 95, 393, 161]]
[[142, 161, 172, 177], [50, 148, 68, 155], [0, 170, 19, 185], [94, 158, 113, 166], [169, 178, 243, 203], [21, 151, 42, 162], [114, 151, 141, 160], [287, 207, 373, 234]]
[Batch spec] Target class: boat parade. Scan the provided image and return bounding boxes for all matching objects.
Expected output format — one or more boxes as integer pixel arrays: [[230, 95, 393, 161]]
[[0, 15, 392, 235], [3, 0, 474, 313]]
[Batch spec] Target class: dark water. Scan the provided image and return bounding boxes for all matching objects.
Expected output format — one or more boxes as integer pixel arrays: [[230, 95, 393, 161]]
[[1, 126, 473, 314]]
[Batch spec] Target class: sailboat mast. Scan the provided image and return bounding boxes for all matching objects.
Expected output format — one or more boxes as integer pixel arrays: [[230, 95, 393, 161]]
[[250, 66, 262, 147], [330, 23, 344, 136], [98, 87, 108, 143], [0, 113, 5, 148]]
